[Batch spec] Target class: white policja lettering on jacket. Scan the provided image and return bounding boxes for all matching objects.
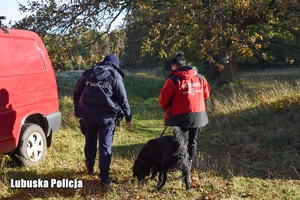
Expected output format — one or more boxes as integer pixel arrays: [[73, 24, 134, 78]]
[[181, 82, 201, 89], [86, 80, 109, 88]]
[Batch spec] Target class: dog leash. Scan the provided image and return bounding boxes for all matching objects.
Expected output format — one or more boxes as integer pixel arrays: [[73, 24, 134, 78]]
[[159, 126, 168, 138]]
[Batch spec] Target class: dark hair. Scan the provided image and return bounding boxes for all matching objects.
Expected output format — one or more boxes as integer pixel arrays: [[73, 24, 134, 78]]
[[170, 52, 186, 67]]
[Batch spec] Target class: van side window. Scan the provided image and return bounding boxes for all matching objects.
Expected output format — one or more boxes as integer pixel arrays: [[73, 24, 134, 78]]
[[0, 37, 45, 76]]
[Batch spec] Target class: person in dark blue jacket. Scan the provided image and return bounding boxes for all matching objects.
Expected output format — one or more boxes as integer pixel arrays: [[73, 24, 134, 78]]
[[73, 54, 132, 187]]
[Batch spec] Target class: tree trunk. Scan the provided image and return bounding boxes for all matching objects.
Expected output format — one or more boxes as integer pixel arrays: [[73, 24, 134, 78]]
[[209, 62, 220, 80], [164, 59, 171, 70], [230, 51, 237, 75], [208, 53, 220, 80], [218, 47, 233, 85]]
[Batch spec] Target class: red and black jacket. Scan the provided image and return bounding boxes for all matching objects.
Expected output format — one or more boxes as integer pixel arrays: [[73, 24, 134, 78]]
[[159, 66, 210, 128]]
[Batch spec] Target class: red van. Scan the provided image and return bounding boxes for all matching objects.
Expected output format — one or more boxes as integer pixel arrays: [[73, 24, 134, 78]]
[[0, 23, 61, 166]]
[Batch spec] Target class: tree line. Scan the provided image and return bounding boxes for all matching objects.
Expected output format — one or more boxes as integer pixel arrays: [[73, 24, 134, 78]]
[[11, 0, 300, 84]]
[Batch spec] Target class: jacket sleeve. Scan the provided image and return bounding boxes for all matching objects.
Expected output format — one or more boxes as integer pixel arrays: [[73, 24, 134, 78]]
[[73, 77, 86, 115], [159, 78, 176, 111], [113, 77, 132, 122], [202, 76, 210, 100]]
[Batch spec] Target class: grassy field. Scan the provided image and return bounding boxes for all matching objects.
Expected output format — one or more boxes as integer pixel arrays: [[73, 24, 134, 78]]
[[1, 68, 300, 199]]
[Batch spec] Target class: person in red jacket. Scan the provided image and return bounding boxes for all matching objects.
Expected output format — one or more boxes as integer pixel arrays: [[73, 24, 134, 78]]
[[159, 52, 210, 175]]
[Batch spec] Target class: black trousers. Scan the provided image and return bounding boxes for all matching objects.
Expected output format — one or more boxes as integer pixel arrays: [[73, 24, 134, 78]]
[[180, 127, 200, 161]]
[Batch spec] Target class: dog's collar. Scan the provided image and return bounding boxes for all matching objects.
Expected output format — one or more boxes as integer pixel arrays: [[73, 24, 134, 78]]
[[138, 159, 151, 166], [138, 159, 147, 163]]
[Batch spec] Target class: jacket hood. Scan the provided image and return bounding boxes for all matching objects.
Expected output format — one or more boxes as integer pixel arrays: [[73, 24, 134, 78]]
[[97, 54, 125, 78], [103, 54, 120, 68], [171, 66, 198, 79], [82, 66, 111, 82]]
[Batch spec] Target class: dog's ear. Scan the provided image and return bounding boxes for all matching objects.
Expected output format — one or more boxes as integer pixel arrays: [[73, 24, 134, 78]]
[[173, 126, 182, 136], [143, 165, 152, 176], [133, 160, 151, 176], [132, 160, 140, 177]]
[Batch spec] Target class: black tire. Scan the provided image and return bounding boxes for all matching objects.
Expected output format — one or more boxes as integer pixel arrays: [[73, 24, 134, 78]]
[[11, 123, 47, 166]]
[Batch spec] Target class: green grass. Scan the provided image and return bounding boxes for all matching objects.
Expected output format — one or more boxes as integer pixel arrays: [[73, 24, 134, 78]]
[[1, 68, 300, 199]]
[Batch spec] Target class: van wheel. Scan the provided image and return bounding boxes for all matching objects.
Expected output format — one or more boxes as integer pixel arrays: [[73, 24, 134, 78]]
[[12, 123, 47, 166]]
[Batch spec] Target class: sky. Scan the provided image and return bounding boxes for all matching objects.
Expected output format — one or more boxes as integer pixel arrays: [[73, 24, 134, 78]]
[[0, 0, 124, 28], [0, 0, 29, 27]]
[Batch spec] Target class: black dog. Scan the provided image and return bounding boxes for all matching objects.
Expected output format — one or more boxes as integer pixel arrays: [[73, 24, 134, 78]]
[[133, 127, 190, 190]]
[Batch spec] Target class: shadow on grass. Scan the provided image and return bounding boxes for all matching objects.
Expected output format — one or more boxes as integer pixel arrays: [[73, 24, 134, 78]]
[[114, 89, 300, 181], [199, 97, 300, 180], [113, 99, 300, 181]]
